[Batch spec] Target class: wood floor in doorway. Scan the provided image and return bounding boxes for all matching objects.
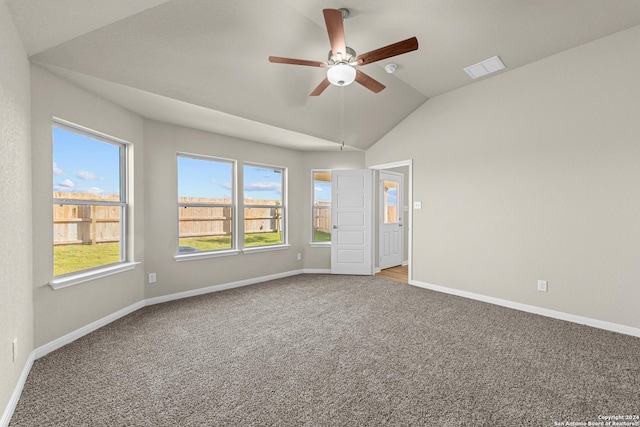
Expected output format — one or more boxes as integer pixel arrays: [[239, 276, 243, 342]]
[[375, 265, 408, 284]]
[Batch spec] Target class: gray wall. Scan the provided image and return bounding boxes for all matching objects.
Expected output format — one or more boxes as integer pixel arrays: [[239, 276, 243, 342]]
[[31, 65, 146, 347], [366, 25, 640, 330], [142, 121, 364, 296], [0, 2, 33, 415], [144, 120, 301, 297]]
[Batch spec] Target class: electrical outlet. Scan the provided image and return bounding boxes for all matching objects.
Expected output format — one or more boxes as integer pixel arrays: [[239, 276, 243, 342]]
[[149, 273, 157, 284], [297, 253, 302, 261], [12, 338, 18, 362], [537, 280, 548, 292]]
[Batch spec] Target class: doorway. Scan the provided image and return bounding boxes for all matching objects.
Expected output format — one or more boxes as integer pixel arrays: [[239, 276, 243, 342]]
[[370, 160, 412, 284]]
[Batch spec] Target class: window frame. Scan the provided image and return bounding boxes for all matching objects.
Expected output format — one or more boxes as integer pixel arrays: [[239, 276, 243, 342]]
[[242, 162, 288, 251], [311, 169, 332, 246], [51, 119, 137, 289], [175, 152, 238, 261]]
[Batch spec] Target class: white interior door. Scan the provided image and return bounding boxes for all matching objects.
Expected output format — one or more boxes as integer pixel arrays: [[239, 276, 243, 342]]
[[379, 170, 403, 270], [331, 169, 374, 275]]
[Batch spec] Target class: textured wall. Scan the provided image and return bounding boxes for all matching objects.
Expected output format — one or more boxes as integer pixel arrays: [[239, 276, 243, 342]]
[[0, 0, 33, 417], [367, 25, 640, 330], [30, 65, 145, 347], [143, 120, 312, 299]]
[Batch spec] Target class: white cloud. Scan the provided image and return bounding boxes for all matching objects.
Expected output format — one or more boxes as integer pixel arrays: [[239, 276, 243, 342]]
[[244, 182, 281, 192], [315, 187, 323, 192], [59, 179, 74, 188], [53, 162, 64, 176], [221, 183, 232, 190], [76, 170, 97, 180], [87, 187, 105, 195]]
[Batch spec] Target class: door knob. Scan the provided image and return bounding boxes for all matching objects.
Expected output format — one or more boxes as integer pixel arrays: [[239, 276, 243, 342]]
[[333, 225, 338, 229]]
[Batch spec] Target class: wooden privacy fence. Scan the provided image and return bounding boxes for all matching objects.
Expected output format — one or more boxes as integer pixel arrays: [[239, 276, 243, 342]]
[[53, 192, 121, 246], [179, 198, 282, 238], [53, 194, 284, 245], [313, 202, 331, 234]]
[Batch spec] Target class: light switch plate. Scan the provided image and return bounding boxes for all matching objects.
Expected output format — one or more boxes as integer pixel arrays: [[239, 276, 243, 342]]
[[413, 201, 422, 209]]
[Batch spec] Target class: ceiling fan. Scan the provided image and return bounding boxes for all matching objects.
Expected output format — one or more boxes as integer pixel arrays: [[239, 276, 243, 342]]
[[269, 8, 418, 96]]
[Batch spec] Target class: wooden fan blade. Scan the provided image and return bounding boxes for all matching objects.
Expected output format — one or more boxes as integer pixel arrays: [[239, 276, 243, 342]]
[[310, 78, 331, 96], [323, 9, 347, 59], [269, 56, 326, 67], [355, 70, 385, 93], [355, 37, 418, 66]]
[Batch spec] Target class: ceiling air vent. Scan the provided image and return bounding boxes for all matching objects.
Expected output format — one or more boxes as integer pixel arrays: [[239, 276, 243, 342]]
[[464, 56, 506, 79]]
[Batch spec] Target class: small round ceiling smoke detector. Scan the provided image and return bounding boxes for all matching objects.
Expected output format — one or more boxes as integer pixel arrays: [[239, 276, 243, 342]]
[[338, 8, 350, 20], [385, 63, 398, 74]]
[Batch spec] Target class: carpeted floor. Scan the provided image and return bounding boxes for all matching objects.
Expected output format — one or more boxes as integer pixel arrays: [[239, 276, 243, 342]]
[[10, 274, 640, 426]]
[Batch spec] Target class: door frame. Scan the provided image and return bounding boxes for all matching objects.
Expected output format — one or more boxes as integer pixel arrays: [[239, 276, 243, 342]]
[[369, 160, 413, 283]]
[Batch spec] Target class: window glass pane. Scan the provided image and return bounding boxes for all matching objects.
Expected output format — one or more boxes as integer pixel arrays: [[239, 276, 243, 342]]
[[243, 165, 282, 205], [53, 204, 121, 276], [178, 206, 233, 253], [178, 156, 232, 200], [383, 181, 398, 224], [177, 156, 234, 254], [313, 171, 331, 242], [52, 126, 121, 201], [243, 164, 285, 247], [244, 207, 283, 247]]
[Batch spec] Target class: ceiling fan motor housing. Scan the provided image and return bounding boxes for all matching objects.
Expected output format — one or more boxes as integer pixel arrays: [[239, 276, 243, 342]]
[[327, 46, 356, 64]]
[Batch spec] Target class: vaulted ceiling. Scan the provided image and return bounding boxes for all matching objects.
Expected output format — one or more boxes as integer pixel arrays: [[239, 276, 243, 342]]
[[7, 0, 640, 151]]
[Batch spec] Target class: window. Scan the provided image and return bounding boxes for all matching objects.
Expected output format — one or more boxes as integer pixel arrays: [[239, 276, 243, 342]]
[[243, 163, 286, 248], [312, 170, 331, 243], [52, 121, 128, 277], [177, 154, 235, 255], [382, 180, 399, 223]]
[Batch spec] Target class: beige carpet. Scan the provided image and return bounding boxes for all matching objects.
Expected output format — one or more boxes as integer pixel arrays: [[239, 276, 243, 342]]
[[10, 274, 640, 426]]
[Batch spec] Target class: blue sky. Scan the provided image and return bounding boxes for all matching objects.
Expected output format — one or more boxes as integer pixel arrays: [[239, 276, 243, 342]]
[[52, 127, 121, 198], [314, 179, 331, 203], [54, 127, 284, 202], [178, 157, 283, 201]]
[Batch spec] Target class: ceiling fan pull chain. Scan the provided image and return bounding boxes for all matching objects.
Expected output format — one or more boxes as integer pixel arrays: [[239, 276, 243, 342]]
[[340, 86, 345, 151]]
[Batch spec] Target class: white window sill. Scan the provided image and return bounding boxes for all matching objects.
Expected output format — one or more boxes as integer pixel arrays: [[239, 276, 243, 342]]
[[174, 249, 240, 262], [242, 244, 291, 254], [50, 262, 140, 290], [309, 242, 331, 247]]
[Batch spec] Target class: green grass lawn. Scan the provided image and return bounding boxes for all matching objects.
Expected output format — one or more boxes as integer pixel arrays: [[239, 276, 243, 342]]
[[314, 230, 331, 242], [179, 232, 282, 251], [54, 242, 120, 276], [55, 233, 286, 276], [179, 235, 233, 251]]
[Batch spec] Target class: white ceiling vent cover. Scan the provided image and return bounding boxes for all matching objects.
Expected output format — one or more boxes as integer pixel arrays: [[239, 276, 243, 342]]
[[464, 56, 506, 79]]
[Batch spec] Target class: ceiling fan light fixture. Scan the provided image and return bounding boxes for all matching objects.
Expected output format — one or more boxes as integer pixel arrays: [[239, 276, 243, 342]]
[[327, 63, 356, 86]]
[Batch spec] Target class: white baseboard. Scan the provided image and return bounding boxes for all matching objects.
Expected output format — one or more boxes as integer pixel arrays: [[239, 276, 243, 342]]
[[8, 272, 638, 425], [34, 301, 145, 359], [145, 269, 304, 306], [402, 260, 409, 266], [36, 269, 308, 360], [410, 280, 640, 338], [1, 269, 308, 426], [1, 350, 34, 427]]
